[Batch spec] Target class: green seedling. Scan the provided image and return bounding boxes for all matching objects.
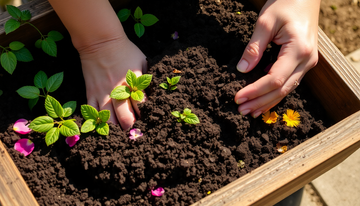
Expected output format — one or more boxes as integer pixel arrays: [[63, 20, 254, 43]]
[[110, 70, 152, 102], [28, 95, 79, 146], [17, 71, 64, 110], [159, 76, 181, 91], [0, 41, 33, 74], [237, 160, 245, 169], [117, 6, 159, 38], [5, 5, 64, 57], [171, 108, 200, 125], [80, 105, 110, 136]]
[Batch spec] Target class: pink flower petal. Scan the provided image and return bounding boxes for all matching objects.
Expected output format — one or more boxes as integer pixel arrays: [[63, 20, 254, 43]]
[[13, 119, 32, 135], [14, 139, 34, 156], [129, 128, 143, 141], [65, 135, 80, 147], [171, 31, 179, 40], [151, 187, 165, 197]]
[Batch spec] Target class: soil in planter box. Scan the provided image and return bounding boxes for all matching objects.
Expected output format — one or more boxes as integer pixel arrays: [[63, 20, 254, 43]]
[[0, 0, 334, 205]]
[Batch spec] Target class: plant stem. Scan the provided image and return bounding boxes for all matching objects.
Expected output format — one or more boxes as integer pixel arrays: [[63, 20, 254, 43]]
[[0, 45, 8, 52], [24, 22, 44, 39]]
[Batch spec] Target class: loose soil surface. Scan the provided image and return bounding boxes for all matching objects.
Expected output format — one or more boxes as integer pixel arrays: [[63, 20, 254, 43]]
[[1, 0, 334, 205]]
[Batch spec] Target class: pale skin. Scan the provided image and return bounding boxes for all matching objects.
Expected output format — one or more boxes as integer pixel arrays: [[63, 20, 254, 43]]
[[48, 0, 320, 130]]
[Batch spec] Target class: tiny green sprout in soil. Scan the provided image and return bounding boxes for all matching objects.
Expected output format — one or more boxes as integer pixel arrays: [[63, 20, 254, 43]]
[[80, 105, 110, 136], [171, 108, 200, 125], [159, 76, 181, 91]]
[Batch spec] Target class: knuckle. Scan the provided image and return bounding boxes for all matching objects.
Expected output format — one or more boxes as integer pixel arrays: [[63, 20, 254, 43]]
[[279, 85, 292, 97], [271, 76, 286, 88]]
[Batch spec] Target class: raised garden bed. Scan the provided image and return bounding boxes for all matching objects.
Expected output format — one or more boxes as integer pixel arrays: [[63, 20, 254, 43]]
[[1, 0, 360, 205]]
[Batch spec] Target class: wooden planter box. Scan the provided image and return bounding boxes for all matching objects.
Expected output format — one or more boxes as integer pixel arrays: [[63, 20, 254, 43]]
[[1, 0, 360, 205]]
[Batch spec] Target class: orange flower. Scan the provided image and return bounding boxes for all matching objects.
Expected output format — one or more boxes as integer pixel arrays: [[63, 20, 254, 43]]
[[283, 109, 300, 127], [262, 111, 278, 124]]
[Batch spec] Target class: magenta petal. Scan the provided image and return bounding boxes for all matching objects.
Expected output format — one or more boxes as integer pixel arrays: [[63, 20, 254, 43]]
[[14, 139, 34, 156], [65, 135, 80, 147], [129, 128, 143, 141], [13, 119, 32, 134], [151, 187, 165, 197]]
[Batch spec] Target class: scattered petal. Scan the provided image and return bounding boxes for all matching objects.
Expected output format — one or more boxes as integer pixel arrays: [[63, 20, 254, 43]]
[[173, 69, 182, 73], [283, 109, 301, 127], [236, 11, 241, 15], [13, 119, 32, 134], [14, 139, 34, 156], [65, 135, 80, 147], [151, 187, 165, 197], [262, 111, 278, 124], [207, 191, 211, 195], [264, 63, 273, 73], [276, 143, 288, 153], [171, 31, 179, 40], [129, 128, 143, 141]]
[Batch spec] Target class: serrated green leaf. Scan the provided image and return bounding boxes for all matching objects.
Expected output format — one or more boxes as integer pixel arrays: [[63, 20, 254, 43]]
[[171, 111, 181, 118], [5, 19, 20, 34], [117, 8, 131, 22], [28, 97, 39, 110], [16, 86, 39, 99], [45, 127, 60, 146], [171, 76, 181, 85], [183, 108, 192, 115], [20, 10, 31, 21], [63, 101, 77, 117], [96, 122, 109, 136], [35, 39, 42, 48], [45, 95, 64, 118], [135, 74, 152, 90], [184, 113, 200, 124], [167, 77, 171, 85], [134, 7, 143, 19], [13, 47, 34, 62], [81, 119, 97, 133], [159, 83, 168, 90], [140, 14, 159, 26], [99, 110, 110, 122], [170, 86, 177, 90], [28, 116, 54, 132], [46, 72, 63, 92], [131, 90, 144, 101], [110, 86, 131, 100], [47, 30, 63, 41], [126, 70, 137, 88], [34, 71, 47, 89], [41, 38, 57, 57], [81, 104, 99, 120], [9, 41, 24, 50], [6, 5, 21, 19], [60, 120, 80, 137], [1, 52, 17, 74], [134, 23, 145, 38]]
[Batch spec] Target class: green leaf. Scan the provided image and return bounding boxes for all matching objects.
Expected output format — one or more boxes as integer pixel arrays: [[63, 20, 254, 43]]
[[45, 95, 64, 118], [45, 127, 60, 146], [117, 8, 131, 22], [63, 101, 77, 117], [28, 97, 39, 110], [126, 70, 137, 88], [167, 77, 172, 85], [184, 113, 200, 124], [131, 90, 144, 101], [183, 108, 192, 115], [20, 10, 31, 21], [81, 119, 97, 133], [41, 38, 57, 57], [0, 90, 3, 96], [6, 5, 21, 19], [171, 111, 181, 118], [60, 120, 80, 137], [35, 39, 42, 48], [47, 31, 63, 41], [46, 72, 63, 92], [5, 19, 20, 34], [99, 110, 110, 122], [96, 122, 109, 136], [1, 52, 17, 74], [159, 83, 168, 90], [134, 23, 145, 38], [170, 86, 177, 90], [9, 41, 24, 50], [16, 86, 39, 99], [28, 116, 54, 133], [13, 47, 34, 62], [34, 71, 48, 89], [81, 104, 99, 120], [136, 74, 152, 90], [140, 14, 159, 26], [180, 114, 186, 120], [171, 76, 181, 85], [134, 7, 143, 19], [110, 86, 131, 100]]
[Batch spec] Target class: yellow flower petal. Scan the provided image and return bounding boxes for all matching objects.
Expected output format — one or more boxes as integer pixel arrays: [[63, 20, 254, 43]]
[[282, 109, 300, 127], [262, 111, 278, 124]]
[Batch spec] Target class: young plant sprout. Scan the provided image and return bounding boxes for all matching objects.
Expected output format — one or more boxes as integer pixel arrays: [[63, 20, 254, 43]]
[[28, 95, 79, 146], [171, 108, 200, 125], [80, 105, 110, 136], [16, 71, 64, 110], [159, 76, 181, 91], [5, 5, 64, 57], [0, 41, 33, 74], [110, 70, 152, 102], [117, 6, 159, 38]]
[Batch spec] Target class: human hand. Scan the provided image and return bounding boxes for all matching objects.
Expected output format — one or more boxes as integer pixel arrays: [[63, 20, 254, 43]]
[[234, 0, 320, 118], [79, 37, 147, 130]]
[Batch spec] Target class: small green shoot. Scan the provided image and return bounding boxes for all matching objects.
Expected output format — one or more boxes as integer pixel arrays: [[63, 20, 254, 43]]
[[159, 76, 181, 91], [237, 160, 245, 169], [330, 5, 337, 10], [171, 108, 200, 124], [28, 95, 79, 146], [117, 6, 159, 38], [110, 70, 152, 102], [80, 105, 110, 136], [0, 41, 33, 74]]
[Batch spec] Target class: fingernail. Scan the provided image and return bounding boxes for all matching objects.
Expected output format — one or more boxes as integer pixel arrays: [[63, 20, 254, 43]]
[[252, 111, 262, 118], [237, 59, 249, 73], [240, 109, 250, 116], [236, 97, 247, 104]]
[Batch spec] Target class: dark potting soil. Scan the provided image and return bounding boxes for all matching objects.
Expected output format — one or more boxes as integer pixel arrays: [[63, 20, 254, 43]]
[[0, 0, 334, 205]]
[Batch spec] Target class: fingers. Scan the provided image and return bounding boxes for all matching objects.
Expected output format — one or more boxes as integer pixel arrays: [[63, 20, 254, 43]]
[[112, 98, 136, 130]]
